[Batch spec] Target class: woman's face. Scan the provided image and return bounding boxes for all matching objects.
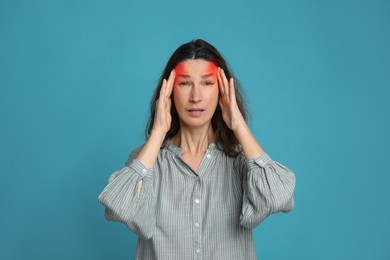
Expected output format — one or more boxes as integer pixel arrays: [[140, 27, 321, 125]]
[[173, 59, 219, 129]]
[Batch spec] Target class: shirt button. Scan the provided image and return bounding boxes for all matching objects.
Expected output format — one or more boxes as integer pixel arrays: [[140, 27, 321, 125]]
[[141, 169, 147, 174], [194, 222, 199, 228], [196, 248, 200, 254], [206, 154, 211, 159], [194, 199, 200, 204], [259, 159, 263, 164]]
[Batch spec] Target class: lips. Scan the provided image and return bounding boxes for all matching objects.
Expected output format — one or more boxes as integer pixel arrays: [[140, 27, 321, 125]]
[[186, 108, 205, 117], [187, 109, 205, 112]]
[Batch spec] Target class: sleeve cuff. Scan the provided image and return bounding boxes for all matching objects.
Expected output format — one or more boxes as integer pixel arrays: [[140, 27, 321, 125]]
[[129, 159, 154, 178], [246, 152, 272, 169]]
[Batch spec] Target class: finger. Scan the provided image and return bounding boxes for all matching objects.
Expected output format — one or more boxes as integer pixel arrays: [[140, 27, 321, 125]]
[[218, 67, 225, 98], [229, 77, 236, 102], [165, 70, 175, 98], [166, 97, 171, 110], [155, 98, 162, 111], [218, 98, 224, 112], [220, 69, 230, 101], [160, 79, 167, 98]]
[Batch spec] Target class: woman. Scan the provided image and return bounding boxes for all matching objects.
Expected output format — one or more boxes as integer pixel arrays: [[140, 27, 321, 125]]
[[98, 39, 296, 260]]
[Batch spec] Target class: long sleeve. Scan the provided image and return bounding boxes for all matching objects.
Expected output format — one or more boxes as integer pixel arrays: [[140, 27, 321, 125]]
[[98, 148, 157, 239], [239, 152, 296, 229]]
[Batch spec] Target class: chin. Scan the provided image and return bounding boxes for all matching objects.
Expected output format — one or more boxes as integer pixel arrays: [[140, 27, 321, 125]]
[[179, 117, 213, 129]]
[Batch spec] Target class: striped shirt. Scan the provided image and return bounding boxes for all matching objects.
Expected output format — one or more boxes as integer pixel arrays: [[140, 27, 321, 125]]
[[98, 142, 296, 260]]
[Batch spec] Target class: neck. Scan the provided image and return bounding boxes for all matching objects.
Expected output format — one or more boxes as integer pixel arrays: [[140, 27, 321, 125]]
[[172, 123, 215, 155]]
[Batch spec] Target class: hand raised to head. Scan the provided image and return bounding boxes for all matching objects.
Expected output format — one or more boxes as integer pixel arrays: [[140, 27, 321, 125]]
[[217, 68, 245, 131], [152, 69, 175, 134]]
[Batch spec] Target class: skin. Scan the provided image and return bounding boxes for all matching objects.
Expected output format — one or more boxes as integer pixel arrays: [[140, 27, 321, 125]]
[[171, 60, 220, 170], [173, 60, 219, 130], [135, 59, 264, 196]]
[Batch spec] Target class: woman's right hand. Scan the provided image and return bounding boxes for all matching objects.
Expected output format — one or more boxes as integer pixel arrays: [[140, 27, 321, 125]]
[[152, 69, 175, 135], [137, 70, 175, 169]]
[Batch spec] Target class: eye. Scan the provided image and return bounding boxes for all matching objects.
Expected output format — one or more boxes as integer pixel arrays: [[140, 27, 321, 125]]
[[204, 81, 215, 86], [179, 81, 191, 86]]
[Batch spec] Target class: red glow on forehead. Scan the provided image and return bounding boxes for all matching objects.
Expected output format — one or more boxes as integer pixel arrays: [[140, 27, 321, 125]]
[[208, 62, 218, 72], [175, 60, 218, 76], [174, 62, 186, 75]]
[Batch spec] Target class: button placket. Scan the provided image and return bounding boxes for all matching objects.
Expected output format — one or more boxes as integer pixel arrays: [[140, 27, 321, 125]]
[[193, 178, 202, 259]]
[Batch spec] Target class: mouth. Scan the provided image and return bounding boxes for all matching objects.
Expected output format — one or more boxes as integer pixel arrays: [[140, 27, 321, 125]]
[[186, 108, 205, 117], [187, 109, 205, 112]]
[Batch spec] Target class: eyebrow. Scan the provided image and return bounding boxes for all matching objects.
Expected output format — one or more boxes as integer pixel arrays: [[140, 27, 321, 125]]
[[176, 73, 216, 78], [176, 74, 190, 78], [201, 73, 215, 78]]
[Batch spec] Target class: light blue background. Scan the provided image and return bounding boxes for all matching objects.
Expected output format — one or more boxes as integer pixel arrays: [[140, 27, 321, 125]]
[[1, 0, 389, 259]]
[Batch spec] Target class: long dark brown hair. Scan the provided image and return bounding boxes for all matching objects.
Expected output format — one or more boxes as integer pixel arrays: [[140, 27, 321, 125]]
[[146, 39, 248, 157]]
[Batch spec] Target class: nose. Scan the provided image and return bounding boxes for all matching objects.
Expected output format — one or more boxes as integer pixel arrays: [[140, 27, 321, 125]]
[[189, 86, 201, 103]]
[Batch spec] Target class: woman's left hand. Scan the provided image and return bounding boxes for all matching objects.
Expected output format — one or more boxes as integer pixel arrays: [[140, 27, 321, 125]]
[[218, 68, 246, 131]]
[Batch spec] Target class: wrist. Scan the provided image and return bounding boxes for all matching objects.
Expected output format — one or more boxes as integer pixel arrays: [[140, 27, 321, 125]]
[[232, 120, 247, 133], [150, 127, 167, 140]]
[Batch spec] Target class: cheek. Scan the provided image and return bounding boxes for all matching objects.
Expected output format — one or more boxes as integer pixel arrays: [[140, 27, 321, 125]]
[[211, 86, 220, 102], [203, 87, 219, 110], [172, 89, 179, 107], [172, 88, 186, 108]]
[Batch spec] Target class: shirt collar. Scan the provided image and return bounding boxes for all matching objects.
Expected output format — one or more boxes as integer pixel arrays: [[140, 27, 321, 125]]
[[164, 140, 218, 156]]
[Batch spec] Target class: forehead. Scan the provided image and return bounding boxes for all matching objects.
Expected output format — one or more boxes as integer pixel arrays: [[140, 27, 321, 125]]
[[175, 59, 217, 75]]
